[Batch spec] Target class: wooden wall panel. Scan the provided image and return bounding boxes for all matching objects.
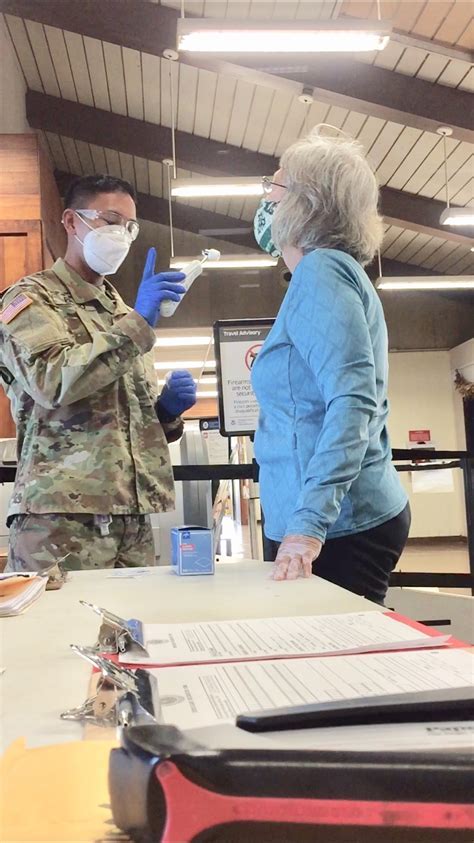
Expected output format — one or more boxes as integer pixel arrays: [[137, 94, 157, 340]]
[[0, 134, 41, 220], [0, 234, 28, 284], [0, 220, 43, 283], [0, 194, 40, 220], [39, 142, 67, 262], [0, 132, 63, 438]]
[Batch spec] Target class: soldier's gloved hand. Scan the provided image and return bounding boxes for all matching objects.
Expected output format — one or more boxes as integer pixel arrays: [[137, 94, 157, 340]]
[[157, 370, 197, 418], [134, 247, 185, 327]]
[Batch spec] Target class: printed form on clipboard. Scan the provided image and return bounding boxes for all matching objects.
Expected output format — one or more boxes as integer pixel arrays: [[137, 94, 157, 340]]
[[118, 611, 457, 668], [148, 648, 474, 733]]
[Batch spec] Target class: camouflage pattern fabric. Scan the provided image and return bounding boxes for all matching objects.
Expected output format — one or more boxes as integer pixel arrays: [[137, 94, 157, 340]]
[[6, 513, 155, 572], [0, 258, 176, 520]]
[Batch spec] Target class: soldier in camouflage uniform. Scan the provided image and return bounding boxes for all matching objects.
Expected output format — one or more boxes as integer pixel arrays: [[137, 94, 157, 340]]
[[0, 175, 196, 571]]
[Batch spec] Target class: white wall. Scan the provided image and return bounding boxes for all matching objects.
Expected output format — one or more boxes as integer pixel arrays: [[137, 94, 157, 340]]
[[0, 17, 30, 133], [450, 338, 474, 453], [450, 339, 474, 384], [387, 350, 467, 538]]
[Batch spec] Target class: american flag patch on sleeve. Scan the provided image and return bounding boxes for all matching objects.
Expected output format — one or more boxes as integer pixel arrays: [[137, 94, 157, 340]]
[[1, 293, 33, 324]]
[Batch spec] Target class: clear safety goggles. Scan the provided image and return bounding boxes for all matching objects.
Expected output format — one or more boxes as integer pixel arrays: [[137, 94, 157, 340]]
[[75, 209, 140, 241]]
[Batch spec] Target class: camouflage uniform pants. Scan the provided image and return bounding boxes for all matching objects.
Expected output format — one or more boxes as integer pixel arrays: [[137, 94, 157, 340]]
[[6, 513, 156, 572]]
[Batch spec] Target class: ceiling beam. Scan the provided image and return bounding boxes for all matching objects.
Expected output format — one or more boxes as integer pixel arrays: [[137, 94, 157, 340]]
[[54, 170, 257, 250], [381, 187, 474, 243], [339, 14, 473, 62], [5, 0, 472, 64], [389, 29, 473, 64], [216, 56, 473, 144], [365, 257, 442, 281], [2, 0, 178, 55], [29, 92, 473, 245], [28, 91, 274, 178], [4, 0, 473, 142]]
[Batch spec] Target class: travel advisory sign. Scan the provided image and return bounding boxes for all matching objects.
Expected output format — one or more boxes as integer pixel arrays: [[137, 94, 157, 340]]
[[214, 319, 274, 436]]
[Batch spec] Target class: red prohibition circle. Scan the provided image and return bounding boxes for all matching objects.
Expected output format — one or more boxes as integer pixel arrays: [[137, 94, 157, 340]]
[[245, 343, 263, 371]]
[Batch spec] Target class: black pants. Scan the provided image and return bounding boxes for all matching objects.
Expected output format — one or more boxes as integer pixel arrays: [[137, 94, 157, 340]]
[[263, 504, 411, 605]]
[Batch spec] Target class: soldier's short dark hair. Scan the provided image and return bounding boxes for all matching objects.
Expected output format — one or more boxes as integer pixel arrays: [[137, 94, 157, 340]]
[[64, 174, 137, 209]]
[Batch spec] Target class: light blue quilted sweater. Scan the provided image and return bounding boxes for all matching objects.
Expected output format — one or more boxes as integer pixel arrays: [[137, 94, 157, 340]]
[[251, 248, 407, 542]]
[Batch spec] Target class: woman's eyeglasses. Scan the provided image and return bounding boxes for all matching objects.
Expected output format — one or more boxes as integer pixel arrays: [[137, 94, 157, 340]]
[[261, 176, 288, 194], [75, 209, 140, 241]]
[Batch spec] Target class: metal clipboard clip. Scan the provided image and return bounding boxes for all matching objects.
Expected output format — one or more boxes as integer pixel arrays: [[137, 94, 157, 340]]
[[80, 599, 149, 656], [61, 645, 158, 727]]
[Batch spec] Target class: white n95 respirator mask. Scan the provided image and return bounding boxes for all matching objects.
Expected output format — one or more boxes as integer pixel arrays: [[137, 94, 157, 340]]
[[76, 221, 132, 275]]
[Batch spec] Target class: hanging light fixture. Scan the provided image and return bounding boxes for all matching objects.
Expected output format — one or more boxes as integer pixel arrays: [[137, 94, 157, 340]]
[[170, 254, 278, 269], [176, 18, 391, 53], [376, 276, 474, 290], [155, 336, 213, 347], [176, 0, 390, 53], [375, 250, 473, 290], [171, 177, 264, 198], [440, 208, 474, 226], [437, 127, 474, 227], [154, 360, 216, 370]]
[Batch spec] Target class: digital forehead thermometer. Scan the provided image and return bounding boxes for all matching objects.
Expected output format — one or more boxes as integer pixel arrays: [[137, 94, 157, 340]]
[[160, 249, 221, 317]]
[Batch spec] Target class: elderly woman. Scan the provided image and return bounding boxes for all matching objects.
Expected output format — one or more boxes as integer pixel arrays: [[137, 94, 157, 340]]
[[251, 128, 410, 604]]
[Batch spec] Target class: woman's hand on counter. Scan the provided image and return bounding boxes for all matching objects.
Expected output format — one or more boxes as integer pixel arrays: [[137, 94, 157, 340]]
[[272, 535, 322, 580]]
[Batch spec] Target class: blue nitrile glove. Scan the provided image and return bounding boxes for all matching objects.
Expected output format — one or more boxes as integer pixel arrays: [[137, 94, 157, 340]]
[[157, 370, 197, 417], [134, 247, 186, 327]]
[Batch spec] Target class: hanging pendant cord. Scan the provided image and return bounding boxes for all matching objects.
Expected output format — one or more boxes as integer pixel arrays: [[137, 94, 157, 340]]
[[443, 133, 450, 209], [166, 162, 175, 259], [168, 58, 177, 180]]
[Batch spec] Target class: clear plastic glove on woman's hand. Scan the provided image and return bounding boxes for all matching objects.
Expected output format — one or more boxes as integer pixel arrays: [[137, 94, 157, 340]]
[[272, 534, 322, 580]]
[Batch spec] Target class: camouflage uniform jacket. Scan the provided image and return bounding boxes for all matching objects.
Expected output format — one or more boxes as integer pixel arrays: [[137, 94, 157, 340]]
[[0, 259, 178, 518]]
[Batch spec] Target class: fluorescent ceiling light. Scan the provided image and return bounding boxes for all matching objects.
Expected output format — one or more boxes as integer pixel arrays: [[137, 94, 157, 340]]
[[376, 276, 474, 290], [170, 254, 278, 269], [199, 227, 253, 236], [439, 207, 474, 226], [436, 127, 473, 228], [171, 177, 263, 198], [177, 18, 391, 53], [154, 336, 212, 347], [197, 391, 218, 398], [154, 360, 216, 370]]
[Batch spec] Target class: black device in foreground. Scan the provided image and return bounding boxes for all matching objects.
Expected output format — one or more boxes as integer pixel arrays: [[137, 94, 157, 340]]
[[109, 723, 474, 843], [236, 687, 474, 733]]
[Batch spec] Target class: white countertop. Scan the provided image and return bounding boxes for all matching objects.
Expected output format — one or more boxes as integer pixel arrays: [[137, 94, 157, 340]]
[[0, 560, 381, 751]]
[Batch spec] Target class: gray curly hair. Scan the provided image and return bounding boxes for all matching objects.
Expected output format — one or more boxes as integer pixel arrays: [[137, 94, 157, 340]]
[[272, 127, 383, 266]]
